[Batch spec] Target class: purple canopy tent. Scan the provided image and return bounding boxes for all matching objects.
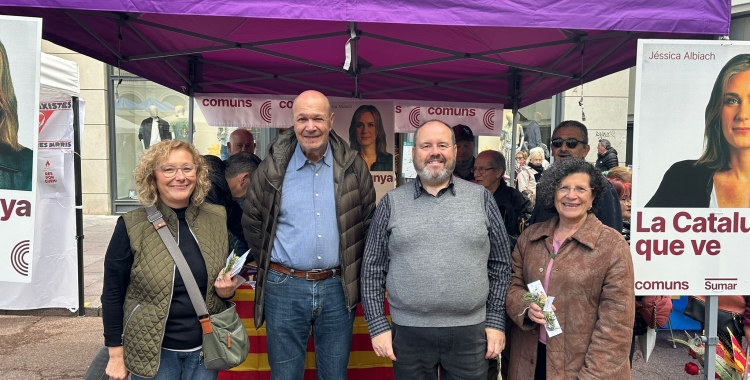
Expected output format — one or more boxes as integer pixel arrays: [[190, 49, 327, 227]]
[[0, 0, 729, 109], [0, 0, 730, 178]]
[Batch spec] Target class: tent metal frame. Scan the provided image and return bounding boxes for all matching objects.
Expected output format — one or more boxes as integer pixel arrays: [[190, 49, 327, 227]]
[[66, 10, 632, 106]]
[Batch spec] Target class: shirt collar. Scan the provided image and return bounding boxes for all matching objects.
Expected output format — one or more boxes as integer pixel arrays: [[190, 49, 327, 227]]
[[292, 142, 332, 170], [413, 175, 457, 199]]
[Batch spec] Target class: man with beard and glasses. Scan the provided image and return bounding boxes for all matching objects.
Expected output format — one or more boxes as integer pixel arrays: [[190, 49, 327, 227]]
[[361, 119, 512, 380], [528, 120, 622, 231]]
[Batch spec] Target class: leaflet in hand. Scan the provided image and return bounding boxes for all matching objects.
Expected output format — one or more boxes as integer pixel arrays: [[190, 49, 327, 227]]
[[527, 280, 562, 338], [222, 249, 250, 278]]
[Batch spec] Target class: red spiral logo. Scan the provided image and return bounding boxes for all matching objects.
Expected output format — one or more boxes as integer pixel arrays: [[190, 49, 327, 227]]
[[10, 240, 29, 276], [408, 108, 421, 128], [260, 101, 272, 123], [483, 109, 495, 130]]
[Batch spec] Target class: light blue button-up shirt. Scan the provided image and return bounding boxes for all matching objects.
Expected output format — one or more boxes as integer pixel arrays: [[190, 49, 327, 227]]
[[271, 143, 340, 270]]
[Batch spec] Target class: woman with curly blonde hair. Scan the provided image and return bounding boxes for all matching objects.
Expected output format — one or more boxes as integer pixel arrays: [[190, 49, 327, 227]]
[[101, 139, 240, 380], [0, 39, 32, 191]]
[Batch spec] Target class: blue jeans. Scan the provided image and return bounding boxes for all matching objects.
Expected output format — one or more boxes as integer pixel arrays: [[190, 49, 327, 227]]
[[264, 269, 355, 380], [131, 348, 217, 380]]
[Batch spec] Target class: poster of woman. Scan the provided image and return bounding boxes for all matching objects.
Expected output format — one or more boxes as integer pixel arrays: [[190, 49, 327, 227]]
[[0, 35, 36, 191], [631, 40, 750, 295], [0, 15, 41, 284], [331, 101, 395, 200]]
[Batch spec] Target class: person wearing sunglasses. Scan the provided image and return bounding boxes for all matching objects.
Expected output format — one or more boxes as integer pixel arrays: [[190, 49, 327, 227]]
[[647, 53, 750, 208], [528, 121, 623, 232]]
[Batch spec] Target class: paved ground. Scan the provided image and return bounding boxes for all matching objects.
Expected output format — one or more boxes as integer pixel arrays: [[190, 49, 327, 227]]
[[0, 214, 701, 379]]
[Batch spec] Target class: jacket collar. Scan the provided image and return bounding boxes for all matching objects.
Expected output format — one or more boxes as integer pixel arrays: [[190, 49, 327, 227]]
[[412, 175, 456, 199], [155, 199, 199, 225], [528, 213, 602, 250], [266, 129, 356, 189]]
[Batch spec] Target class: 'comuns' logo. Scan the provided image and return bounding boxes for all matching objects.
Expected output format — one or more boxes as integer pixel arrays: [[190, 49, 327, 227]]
[[10, 240, 29, 276], [635, 280, 689, 290]]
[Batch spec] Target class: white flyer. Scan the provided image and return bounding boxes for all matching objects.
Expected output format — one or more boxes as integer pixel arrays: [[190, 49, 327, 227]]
[[527, 280, 562, 338]]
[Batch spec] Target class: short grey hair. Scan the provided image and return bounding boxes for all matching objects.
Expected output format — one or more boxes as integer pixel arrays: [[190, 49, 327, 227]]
[[529, 147, 544, 161], [416, 119, 456, 145], [225, 152, 258, 179], [477, 150, 506, 176], [536, 158, 608, 215], [599, 139, 611, 150]]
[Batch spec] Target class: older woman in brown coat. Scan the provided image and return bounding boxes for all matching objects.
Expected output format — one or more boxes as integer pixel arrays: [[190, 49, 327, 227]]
[[506, 158, 634, 379]]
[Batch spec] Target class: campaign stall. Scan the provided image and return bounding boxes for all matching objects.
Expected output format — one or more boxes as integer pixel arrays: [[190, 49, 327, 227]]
[[0, 47, 84, 310]]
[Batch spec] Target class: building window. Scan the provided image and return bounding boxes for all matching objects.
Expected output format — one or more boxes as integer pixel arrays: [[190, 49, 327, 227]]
[[108, 68, 273, 213]]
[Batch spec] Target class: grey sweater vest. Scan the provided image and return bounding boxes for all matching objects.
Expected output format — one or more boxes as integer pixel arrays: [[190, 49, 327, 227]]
[[386, 179, 490, 327]]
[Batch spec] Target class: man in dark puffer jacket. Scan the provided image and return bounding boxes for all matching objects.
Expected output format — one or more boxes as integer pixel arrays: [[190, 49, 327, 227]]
[[242, 90, 376, 379], [595, 138, 619, 171]]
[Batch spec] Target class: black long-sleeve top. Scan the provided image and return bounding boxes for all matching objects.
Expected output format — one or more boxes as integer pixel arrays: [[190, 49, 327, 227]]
[[101, 207, 208, 350]]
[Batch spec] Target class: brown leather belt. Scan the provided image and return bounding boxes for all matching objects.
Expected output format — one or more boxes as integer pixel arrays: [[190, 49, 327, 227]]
[[269, 262, 341, 281]]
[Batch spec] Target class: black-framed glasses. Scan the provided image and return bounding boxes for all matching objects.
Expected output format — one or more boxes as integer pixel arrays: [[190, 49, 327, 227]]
[[551, 137, 587, 149], [157, 164, 197, 178], [471, 167, 496, 174]]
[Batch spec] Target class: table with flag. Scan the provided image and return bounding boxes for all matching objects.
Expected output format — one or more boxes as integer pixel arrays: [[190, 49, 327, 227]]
[[218, 284, 394, 380]]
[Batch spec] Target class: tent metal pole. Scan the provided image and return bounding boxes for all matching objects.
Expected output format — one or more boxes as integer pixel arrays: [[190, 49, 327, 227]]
[[582, 34, 632, 77], [66, 11, 122, 60], [124, 21, 192, 85], [188, 56, 196, 138], [704, 296, 718, 380], [520, 42, 582, 99], [72, 96, 85, 317], [509, 71, 521, 188]]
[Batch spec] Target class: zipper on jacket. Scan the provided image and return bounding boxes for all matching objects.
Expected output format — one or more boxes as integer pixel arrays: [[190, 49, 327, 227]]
[[152, 264, 177, 375], [334, 154, 358, 312], [121, 304, 141, 340]]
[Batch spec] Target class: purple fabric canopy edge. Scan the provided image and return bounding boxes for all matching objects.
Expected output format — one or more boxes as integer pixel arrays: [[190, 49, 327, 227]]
[[2, 0, 730, 34], [0, 0, 730, 107]]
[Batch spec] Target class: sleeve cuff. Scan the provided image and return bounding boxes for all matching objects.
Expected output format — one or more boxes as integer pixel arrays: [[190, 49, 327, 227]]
[[486, 310, 506, 332], [366, 315, 392, 339]]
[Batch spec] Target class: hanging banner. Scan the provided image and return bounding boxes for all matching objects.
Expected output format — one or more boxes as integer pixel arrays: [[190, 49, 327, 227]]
[[394, 101, 503, 136], [632, 40, 750, 295], [0, 16, 42, 284], [195, 93, 294, 128]]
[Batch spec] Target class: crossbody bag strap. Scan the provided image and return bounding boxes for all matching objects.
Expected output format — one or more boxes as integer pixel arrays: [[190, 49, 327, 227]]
[[145, 206, 213, 334]]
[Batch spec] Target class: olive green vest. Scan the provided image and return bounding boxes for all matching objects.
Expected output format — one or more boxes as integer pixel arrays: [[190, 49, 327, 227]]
[[121, 201, 228, 378]]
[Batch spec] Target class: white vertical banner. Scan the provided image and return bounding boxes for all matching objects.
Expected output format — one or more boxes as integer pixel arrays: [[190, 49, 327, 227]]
[[632, 40, 750, 295], [0, 16, 42, 284]]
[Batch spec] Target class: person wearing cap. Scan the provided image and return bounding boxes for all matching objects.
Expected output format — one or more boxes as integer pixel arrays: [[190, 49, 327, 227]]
[[453, 124, 476, 181]]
